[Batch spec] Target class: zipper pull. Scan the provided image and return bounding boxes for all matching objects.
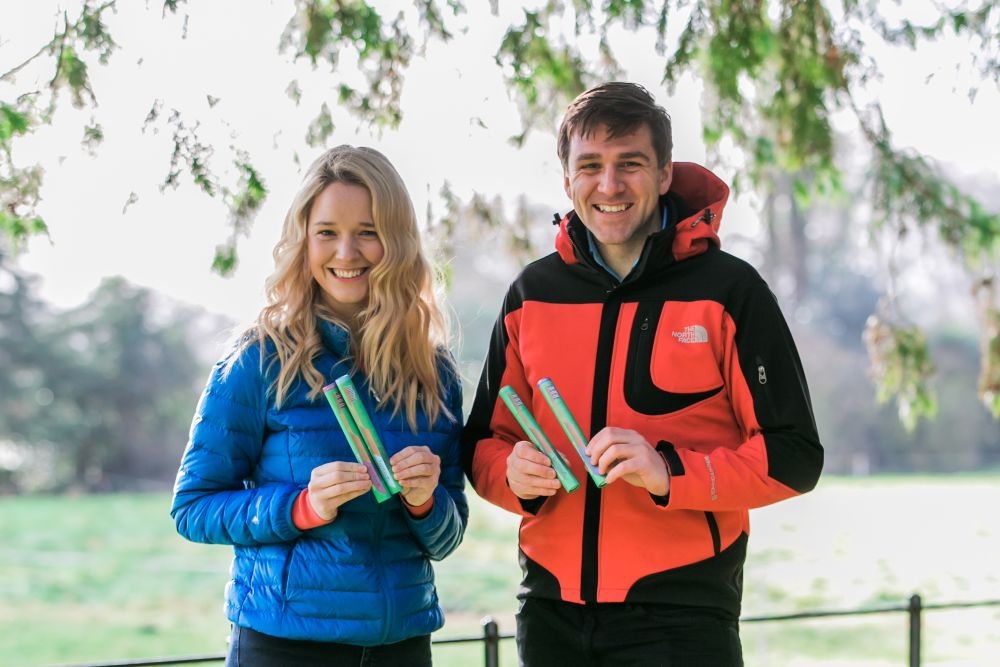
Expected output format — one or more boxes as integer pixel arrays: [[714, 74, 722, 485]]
[[758, 365, 767, 385], [640, 318, 649, 331]]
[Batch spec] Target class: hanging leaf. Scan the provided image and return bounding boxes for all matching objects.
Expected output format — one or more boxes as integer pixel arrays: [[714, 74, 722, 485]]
[[863, 301, 937, 432]]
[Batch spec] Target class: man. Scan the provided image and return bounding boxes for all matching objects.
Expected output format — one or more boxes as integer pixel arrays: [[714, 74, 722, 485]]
[[460, 82, 823, 666]]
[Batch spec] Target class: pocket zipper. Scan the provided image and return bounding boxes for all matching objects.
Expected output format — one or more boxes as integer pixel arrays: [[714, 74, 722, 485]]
[[756, 357, 767, 385], [635, 316, 651, 393]]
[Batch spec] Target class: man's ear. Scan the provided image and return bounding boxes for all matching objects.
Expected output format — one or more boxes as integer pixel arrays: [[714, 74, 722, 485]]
[[659, 161, 674, 196], [564, 170, 572, 199]]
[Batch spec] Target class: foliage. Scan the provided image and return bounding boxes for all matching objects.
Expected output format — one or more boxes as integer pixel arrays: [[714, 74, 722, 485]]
[[862, 300, 937, 432], [1, 0, 999, 426], [0, 1, 268, 276], [0, 257, 205, 493]]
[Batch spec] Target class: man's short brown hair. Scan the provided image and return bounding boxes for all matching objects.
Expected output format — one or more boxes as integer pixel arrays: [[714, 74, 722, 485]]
[[558, 82, 673, 170]]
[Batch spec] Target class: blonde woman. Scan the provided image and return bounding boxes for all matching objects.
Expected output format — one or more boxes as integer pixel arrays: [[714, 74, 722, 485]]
[[171, 145, 466, 667]]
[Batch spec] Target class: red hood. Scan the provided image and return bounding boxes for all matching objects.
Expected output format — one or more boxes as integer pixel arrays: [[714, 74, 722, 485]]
[[555, 162, 730, 265]]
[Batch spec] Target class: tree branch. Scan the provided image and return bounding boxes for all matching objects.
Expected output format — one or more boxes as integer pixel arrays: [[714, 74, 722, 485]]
[[0, 0, 117, 83]]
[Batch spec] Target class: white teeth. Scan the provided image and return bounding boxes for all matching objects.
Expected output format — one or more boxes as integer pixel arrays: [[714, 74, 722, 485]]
[[332, 268, 364, 278], [596, 203, 631, 213]]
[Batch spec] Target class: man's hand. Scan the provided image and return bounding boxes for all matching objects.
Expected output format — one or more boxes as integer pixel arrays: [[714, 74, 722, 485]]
[[308, 461, 373, 521], [507, 440, 561, 499], [391, 445, 441, 508], [586, 427, 669, 496]]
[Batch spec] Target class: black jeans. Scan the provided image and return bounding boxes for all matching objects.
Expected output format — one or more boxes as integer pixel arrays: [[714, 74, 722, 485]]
[[516, 597, 743, 667], [225, 624, 433, 667]]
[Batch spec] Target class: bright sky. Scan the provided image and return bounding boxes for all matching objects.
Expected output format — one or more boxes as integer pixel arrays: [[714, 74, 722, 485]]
[[4, 0, 999, 323]]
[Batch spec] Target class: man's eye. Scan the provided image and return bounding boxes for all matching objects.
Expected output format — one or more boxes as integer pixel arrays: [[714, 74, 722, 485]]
[[579, 163, 600, 171]]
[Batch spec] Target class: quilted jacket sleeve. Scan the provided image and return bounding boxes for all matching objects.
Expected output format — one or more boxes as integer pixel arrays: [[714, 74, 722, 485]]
[[171, 343, 303, 545], [402, 361, 469, 561]]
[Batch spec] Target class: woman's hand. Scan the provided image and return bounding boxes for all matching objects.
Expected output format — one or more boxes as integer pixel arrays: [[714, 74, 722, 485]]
[[308, 461, 372, 521], [390, 445, 441, 509]]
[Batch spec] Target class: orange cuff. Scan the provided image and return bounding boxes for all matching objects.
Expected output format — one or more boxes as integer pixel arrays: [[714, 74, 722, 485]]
[[292, 488, 334, 530], [402, 495, 434, 519]]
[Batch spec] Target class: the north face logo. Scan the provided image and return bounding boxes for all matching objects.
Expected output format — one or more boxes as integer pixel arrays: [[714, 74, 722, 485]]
[[672, 325, 708, 343]]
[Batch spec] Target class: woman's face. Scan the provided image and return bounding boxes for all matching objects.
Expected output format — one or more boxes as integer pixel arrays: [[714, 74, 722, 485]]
[[307, 182, 385, 320]]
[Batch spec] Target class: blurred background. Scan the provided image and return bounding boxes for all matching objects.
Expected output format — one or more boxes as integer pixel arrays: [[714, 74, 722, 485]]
[[1, 1, 999, 665]]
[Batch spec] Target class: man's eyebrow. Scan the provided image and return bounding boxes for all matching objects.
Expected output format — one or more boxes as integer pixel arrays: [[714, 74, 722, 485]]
[[573, 150, 651, 164]]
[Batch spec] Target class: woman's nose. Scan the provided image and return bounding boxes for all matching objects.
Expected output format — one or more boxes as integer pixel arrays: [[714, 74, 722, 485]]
[[333, 236, 361, 259]]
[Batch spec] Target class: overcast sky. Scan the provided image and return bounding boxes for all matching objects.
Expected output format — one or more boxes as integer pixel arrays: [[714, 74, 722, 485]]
[[4, 0, 998, 323]]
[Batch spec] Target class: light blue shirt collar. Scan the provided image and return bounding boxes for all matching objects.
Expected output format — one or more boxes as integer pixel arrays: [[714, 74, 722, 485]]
[[587, 205, 668, 282]]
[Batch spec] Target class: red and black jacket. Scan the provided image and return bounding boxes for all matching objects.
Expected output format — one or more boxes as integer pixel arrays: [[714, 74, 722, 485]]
[[460, 163, 823, 618]]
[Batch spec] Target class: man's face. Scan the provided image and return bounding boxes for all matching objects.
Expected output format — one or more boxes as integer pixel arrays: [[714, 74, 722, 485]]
[[563, 123, 673, 252]]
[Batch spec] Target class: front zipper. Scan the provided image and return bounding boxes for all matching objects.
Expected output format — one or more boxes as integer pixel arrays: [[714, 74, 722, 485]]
[[280, 544, 294, 601], [364, 386, 394, 646], [756, 356, 767, 385], [633, 316, 652, 393]]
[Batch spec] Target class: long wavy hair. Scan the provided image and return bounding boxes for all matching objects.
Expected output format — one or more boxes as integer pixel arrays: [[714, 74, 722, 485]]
[[231, 145, 453, 430]]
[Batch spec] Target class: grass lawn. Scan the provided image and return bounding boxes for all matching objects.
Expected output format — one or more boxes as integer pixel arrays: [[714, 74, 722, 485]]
[[1, 476, 999, 666]]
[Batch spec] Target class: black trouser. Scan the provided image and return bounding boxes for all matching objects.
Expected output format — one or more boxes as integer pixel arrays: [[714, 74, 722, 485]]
[[516, 597, 743, 667], [225, 624, 433, 667]]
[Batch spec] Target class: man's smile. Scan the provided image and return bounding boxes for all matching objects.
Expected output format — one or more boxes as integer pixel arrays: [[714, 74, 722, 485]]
[[595, 203, 633, 214]]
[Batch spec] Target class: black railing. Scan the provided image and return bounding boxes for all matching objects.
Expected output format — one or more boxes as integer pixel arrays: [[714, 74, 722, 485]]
[[19, 596, 1000, 667]]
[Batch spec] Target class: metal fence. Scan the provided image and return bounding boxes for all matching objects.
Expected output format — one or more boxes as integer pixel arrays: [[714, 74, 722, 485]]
[[19, 595, 1000, 667]]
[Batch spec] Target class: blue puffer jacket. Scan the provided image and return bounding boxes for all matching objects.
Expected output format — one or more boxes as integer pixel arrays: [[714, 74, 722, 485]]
[[170, 320, 467, 645]]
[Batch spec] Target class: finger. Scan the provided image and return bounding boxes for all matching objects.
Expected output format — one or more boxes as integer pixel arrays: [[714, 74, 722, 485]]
[[603, 457, 641, 485], [586, 431, 620, 463], [392, 451, 438, 474], [598, 443, 646, 476], [312, 460, 368, 478], [400, 475, 437, 488], [595, 443, 630, 474], [511, 480, 557, 497], [330, 486, 371, 507], [509, 468, 561, 489], [390, 446, 428, 466], [512, 456, 557, 480], [313, 468, 370, 489], [316, 479, 373, 500], [514, 441, 551, 467], [394, 463, 438, 480]]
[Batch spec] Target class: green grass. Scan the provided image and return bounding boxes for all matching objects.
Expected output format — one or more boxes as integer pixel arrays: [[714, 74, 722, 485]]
[[2, 476, 1000, 666], [0, 492, 520, 667]]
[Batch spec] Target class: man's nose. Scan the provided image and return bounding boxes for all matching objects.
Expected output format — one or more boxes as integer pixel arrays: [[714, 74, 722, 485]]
[[598, 166, 625, 196]]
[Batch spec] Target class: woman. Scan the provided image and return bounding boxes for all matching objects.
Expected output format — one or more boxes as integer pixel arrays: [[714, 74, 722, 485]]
[[171, 145, 467, 667]]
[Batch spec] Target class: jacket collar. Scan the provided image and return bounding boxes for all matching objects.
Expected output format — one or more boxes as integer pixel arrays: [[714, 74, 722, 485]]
[[554, 162, 730, 273], [318, 319, 352, 358]]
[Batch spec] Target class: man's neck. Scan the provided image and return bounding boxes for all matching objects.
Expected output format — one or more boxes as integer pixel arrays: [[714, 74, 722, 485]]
[[590, 205, 664, 280]]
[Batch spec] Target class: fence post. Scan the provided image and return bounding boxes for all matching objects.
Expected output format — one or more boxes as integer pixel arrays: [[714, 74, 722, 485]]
[[909, 594, 922, 667], [482, 615, 499, 667]]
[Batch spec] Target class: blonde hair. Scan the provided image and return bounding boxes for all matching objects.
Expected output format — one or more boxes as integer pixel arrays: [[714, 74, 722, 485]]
[[231, 145, 453, 430]]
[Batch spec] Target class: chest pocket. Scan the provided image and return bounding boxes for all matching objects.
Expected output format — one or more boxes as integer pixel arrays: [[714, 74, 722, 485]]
[[623, 301, 724, 416]]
